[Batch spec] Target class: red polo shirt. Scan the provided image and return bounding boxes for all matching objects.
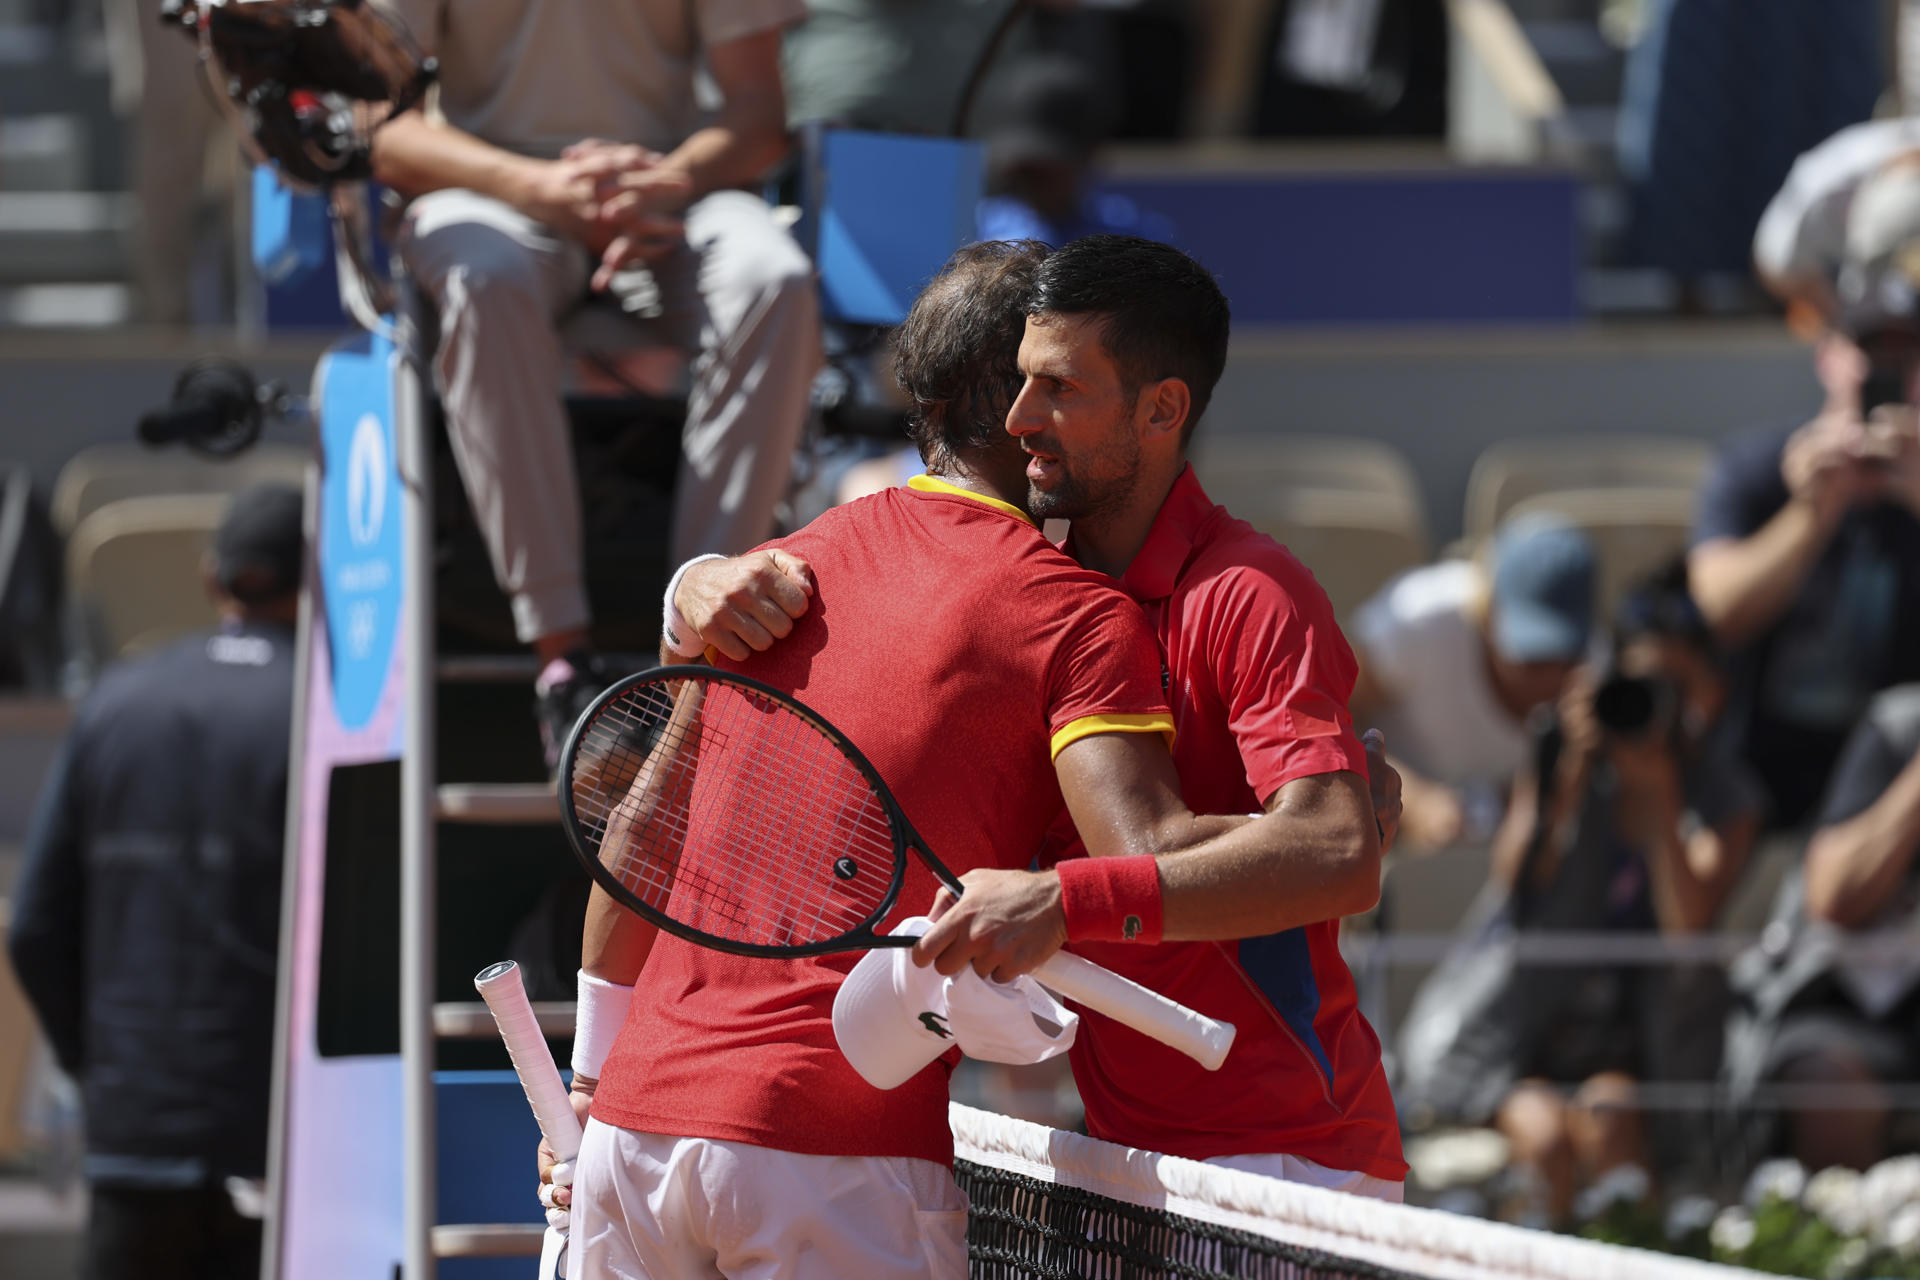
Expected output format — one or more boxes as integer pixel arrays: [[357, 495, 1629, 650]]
[[1047, 465, 1407, 1180], [593, 476, 1174, 1165]]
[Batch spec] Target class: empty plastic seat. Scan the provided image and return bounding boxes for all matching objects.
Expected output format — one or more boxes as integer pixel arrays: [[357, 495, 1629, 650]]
[[1194, 434, 1427, 526], [1233, 489, 1430, 621], [51, 443, 309, 538], [64, 493, 230, 660], [1463, 435, 1709, 539]]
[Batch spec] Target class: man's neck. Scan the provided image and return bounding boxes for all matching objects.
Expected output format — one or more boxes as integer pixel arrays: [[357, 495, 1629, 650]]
[[926, 454, 1030, 512], [1069, 461, 1184, 580]]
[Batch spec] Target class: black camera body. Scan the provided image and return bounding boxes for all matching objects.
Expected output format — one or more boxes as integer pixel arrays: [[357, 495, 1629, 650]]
[[1592, 671, 1679, 741]]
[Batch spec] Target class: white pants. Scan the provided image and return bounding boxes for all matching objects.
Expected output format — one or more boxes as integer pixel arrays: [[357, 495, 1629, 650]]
[[572, 1120, 969, 1280], [1205, 1152, 1404, 1203]]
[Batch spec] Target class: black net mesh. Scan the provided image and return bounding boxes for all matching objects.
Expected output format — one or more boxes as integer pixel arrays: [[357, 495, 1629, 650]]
[[956, 1161, 1419, 1280]]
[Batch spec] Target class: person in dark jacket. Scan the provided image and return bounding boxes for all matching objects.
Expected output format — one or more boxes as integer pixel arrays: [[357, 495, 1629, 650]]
[[9, 482, 302, 1280]]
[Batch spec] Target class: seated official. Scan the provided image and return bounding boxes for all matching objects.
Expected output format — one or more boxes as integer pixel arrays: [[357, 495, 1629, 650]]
[[370, 0, 822, 767]]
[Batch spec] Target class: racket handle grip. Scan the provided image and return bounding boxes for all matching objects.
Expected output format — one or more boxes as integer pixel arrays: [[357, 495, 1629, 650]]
[[473, 961, 585, 1163], [1032, 950, 1236, 1071]]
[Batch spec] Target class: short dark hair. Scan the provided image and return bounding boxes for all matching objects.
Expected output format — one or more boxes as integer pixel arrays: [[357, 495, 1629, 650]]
[[892, 240, 1050, 468], [1028, 235, 1230, 440]]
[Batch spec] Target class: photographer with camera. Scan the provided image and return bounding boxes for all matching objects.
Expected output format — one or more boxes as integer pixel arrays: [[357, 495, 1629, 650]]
[[1691, 153, 1920, 831], [1397, 559, 1762, 1226]]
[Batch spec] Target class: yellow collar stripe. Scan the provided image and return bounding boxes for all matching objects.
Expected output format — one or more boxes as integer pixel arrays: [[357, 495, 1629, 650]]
[[907, 474, 1035, 526]]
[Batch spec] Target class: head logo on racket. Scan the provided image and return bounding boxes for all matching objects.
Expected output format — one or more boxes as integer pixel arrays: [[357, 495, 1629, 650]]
[[833, 856, 860, 881]]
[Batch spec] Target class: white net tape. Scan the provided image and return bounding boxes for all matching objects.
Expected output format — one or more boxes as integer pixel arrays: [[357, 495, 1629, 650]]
[[949, 1103, 1764, 1280]]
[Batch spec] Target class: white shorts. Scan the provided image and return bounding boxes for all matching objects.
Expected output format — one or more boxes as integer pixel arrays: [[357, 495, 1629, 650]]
[[1205, 1151, 1405, 1203], [571, 1119, 970, 1280]]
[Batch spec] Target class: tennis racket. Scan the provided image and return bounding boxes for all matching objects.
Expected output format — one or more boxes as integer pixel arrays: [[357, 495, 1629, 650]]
[[558, 665, 1235, 1070], [474, 960, 581, 1280]]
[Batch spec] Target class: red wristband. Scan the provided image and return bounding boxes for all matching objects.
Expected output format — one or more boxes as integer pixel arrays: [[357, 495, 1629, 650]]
[[1056, 854, 1164, 944]]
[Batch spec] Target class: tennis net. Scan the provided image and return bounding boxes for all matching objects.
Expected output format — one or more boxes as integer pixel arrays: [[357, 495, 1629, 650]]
[[949, 1103, 1756, 1280]]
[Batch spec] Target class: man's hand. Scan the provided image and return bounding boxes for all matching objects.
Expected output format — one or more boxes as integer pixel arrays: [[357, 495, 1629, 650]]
[[559, 139, 693, 286], [1782, 411, 1888, 524], [1861, 412, 1920, 517], [534, 1084, 594, 1213], [1361, 729, 1404, 854], [912, 868, 1067, 982], [511, 156, 612, 252], [675, 551, 815, 661]]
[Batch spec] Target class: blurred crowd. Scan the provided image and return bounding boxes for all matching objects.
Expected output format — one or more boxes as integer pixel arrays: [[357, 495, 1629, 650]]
[[1383, 132, 1920, 1229]]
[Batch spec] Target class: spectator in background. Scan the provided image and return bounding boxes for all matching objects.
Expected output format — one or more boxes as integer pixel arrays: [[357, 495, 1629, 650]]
[[1398, 561, 1762, 1225], [102, 0, 230, 326], [8, 484, 302, 1280], [1348, 515, 1595, 850], [1690, 158, 1920, 831], [975, 58, 1174, 248], [1615, 0, 1879, 293], [369, 0, 820, 766], [1731, 684, 1920, 1174]]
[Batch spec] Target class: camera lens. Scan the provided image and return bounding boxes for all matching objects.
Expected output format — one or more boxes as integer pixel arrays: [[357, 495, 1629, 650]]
[[1593, 674, 1660, 735]]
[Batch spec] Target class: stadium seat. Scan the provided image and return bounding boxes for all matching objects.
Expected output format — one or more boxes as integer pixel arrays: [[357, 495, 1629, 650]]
[[1191, 438, 1429, 619], [1463, 435, 1708, 539], [1193, 434, 1428, 526], [1501, 486, 1696, 616], [0, 906, 39, 1163], [1232, 489, 1430, 621], [64, 493, 228, 661], [50, 443, 309, 539]]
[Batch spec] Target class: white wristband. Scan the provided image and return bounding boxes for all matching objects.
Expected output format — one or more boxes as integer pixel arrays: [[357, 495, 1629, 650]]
[[571, 969, 635, 1081], [662, 553, 727, 658]]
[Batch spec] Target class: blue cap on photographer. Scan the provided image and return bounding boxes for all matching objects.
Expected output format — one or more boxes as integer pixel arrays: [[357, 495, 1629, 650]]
[[1489, 513, 1596, 664]]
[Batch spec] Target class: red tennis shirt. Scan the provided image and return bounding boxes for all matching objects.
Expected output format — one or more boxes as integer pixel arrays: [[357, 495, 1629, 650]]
[[591, 475, 1173, 1165], [1046, 465, 1408, 1181]]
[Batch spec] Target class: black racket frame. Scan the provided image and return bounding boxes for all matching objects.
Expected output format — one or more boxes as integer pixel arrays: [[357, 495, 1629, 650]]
[[557, 664, 965, 960]]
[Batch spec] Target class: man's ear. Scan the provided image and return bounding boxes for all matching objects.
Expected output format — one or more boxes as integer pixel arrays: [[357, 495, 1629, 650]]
[[1136, 377, 1191, 444]]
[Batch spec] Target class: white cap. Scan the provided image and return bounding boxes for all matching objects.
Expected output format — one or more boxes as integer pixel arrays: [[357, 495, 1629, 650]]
[[832, 917, 1079, 1091]]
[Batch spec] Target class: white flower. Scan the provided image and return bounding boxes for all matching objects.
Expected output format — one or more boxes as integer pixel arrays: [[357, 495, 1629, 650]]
[[1665, 1194, 1720, 1242], [1711, 1206, 1756, 1256], [1861, 1155, 1920, 1237], [1743, 1157, 1808, 1208], [1804, 1166, 1869, 1237], [1884, 1202, 1920, 1257], [1572, 1162, 1652, 1222], [1824, 1237, 1871, 1279]]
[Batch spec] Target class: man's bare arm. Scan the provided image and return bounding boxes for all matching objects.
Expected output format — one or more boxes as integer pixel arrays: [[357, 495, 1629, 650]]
[[1803, 750, 1920, 928], [912, 733, 1382, 979]]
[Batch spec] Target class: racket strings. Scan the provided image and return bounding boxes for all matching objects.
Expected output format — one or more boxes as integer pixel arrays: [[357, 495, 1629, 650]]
[[569, 677, 902, 948]]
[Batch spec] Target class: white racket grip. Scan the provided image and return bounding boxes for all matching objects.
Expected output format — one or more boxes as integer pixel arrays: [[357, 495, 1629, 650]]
[[1031, 950, 1236, 1071], [473, 961, 584, 1164]]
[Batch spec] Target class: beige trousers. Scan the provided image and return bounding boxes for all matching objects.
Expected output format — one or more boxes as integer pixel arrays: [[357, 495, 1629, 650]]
[[399, 188, 821, 643]]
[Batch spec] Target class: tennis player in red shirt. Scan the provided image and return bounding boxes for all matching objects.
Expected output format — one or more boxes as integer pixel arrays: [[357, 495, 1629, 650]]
[[677, 235, 1407, 1200], [558, 241, 1400, 1279]]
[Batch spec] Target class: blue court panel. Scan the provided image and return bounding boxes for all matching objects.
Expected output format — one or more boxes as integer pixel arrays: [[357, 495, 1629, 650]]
[[1095, 169, 1581, 327], [811, 131, 984, 326], [438, 1071, 554, 1280]]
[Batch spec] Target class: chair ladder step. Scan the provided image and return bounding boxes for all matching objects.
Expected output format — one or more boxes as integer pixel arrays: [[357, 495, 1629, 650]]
[[433, 1000, 575, 1040], [435, 782, 560, 824], [432, 1223, 546, 1257]]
